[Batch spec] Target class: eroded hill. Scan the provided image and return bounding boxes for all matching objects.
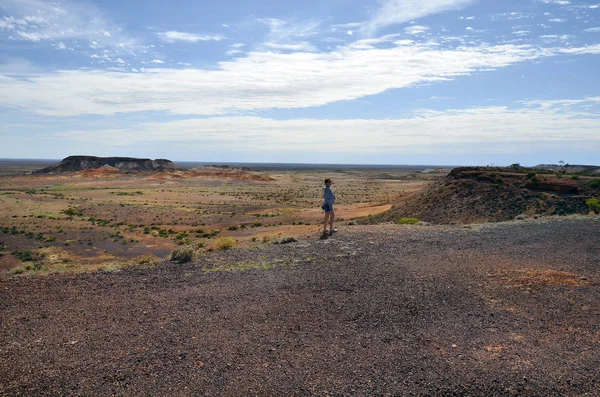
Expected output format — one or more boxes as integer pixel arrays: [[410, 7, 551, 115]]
[[34, 156, 178, 173], [362, 167, 600, 224]]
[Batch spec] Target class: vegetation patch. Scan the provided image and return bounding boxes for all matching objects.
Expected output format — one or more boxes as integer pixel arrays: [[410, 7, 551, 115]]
[[586, 198, 600, 214], [216, 237, 236, 250], [398, 217, 420, 225], [170, 246, 196, 264], [110, 191, 144, 196], [61, 207, 83, 216]]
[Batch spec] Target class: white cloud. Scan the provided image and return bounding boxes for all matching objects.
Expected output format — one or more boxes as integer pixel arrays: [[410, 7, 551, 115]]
[[3, 40, 599, 117], [584, 27, 600, 32], [264, 42, 316, 52], [151, 59, 164, 64], [157, 31, 225, 43], [548, 18, 567, 22], [539, 34, 572, 42], [256, 18, 322, 52], [363, 0, 475, 35], [540, 0, 571, 4], [404, 25, 430, 35], [0, 0, 139, 54], [493, 12, 534, 21], [226, 43, 246, 55], [521, 96, 600, 109], [46, 101, 600, 155], [556, 44, 600, 54]]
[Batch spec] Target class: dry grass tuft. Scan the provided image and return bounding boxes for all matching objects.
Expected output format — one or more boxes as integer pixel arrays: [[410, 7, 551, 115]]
[[216, 237, 236, 250], [170, 246, 196, 263]]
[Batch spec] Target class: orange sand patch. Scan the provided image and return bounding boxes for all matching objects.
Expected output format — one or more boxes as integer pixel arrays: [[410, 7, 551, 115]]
[[300, 204, 392, 220], [495, 268, 591, 289]]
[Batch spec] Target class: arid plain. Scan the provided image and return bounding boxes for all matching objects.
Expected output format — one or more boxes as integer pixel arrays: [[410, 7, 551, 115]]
[[0, 161, 446, 273], [2, 160, 599, 396]]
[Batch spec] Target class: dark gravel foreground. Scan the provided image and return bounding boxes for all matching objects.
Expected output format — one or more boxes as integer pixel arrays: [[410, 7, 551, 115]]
[[1, 216, 599, 396]]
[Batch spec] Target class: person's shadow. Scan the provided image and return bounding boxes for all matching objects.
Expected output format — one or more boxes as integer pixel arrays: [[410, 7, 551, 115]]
[[319, 231, 329, 240]]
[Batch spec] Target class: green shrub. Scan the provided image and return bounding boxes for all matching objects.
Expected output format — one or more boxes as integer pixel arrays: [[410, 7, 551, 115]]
[[61, 207, 82, 216], [216, 237, 236, 250], [398, 218, 420, 225], [12, 250, 34, 262], [170, 246, 195, 264], [588, 179, 600, 188], [158, 229, 169, 238], [586, 198, 600, 214]]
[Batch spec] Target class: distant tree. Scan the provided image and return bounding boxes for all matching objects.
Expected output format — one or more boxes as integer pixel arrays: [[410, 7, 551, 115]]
[[559, 160, 566, 174], [510, 163, 521, 171]]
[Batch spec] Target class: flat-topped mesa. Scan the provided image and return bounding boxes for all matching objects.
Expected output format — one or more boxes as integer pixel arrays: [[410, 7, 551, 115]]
[[34, 156, 178, 173]]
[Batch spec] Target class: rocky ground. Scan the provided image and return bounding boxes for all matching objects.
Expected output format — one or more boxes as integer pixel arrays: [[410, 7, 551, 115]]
[[1, 216, 599, 396]]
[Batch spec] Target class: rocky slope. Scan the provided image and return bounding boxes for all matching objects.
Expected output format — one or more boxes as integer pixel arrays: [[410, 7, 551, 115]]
[[361, 167, 600, 224], [34, 156, 178, 173], [1, 217, 598, 396]]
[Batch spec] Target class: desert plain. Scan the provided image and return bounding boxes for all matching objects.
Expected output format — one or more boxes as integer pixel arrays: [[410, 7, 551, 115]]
[[0, 160, 443, 273], [1, 160, 599, 396]]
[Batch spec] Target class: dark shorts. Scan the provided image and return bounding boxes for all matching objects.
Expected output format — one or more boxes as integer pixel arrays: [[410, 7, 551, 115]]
[[322, 204, 334, 213]]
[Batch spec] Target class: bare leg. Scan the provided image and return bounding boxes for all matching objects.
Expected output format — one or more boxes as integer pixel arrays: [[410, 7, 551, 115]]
[[323, 212, 330, 232], [329, 211, 335, 230]]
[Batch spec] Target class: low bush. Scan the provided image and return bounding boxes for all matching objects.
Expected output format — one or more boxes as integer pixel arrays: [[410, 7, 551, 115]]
[[216, 237, 236, 250], [273, 237, 297, 245], [61, 207, 83, 216], [12, 250, 34, 262], [398, 218, 420, 225], [586, 198, 600, 214], [588, 179, 600, 188], [170, 246, 195, 264]]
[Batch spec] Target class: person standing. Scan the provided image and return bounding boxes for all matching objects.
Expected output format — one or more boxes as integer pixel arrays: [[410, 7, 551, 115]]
[[323, 178, 336, 234]]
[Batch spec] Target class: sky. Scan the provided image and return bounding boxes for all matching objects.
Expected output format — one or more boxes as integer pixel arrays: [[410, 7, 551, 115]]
[[0, 0, 599, 166]]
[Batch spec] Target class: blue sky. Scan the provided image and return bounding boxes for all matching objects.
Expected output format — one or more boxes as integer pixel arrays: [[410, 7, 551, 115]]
[[1, 0, 599, 165]]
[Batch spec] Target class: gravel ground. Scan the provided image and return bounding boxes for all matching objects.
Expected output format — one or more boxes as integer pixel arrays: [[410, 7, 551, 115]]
[[1, 216, 599, 396]]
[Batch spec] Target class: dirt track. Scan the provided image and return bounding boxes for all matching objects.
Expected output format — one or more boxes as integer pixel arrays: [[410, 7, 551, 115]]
[[1, 216, 599, 396]]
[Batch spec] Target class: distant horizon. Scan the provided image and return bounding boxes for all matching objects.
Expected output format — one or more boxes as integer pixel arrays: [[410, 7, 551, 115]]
[[1, 157, 597, 169]]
